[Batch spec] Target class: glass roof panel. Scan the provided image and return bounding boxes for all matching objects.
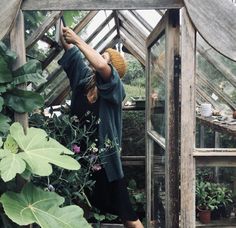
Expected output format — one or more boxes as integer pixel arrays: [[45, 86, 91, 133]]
[[135, 10, 162, 29], [79, 10, 112, 41]]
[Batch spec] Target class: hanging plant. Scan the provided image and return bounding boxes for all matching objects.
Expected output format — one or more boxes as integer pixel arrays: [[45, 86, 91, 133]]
[[0, 41, 46, 134]]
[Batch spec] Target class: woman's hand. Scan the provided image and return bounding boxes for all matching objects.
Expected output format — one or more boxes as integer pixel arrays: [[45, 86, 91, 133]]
[[62, 27, 79, 45]]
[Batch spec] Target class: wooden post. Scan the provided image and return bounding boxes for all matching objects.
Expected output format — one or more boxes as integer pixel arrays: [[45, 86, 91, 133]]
[[10, 10, 28, 130], [165, 9, 180, 228], [180, 7, 196, 227]]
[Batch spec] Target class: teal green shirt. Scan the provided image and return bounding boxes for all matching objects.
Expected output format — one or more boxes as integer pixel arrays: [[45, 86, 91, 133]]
[[58, 46, 125, 182]]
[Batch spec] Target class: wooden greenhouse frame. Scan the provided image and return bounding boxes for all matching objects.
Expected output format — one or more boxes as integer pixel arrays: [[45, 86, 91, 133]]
[[2, 0, 236, 227]]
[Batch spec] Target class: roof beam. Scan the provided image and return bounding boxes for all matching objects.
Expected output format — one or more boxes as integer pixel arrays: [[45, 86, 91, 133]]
[[86, 12, 114, 44], [41, 11, 97, 69], [197, 71, 236, 110], [120, 26, 145, 54], [22, 0, 183, 10], [118, 10, 149, 39], [130, 10, 153, 32], [120, 32, 145, 65], [93, 26, 117, 50], [99, 36, 120, 54], [25, 11, 62, 50]]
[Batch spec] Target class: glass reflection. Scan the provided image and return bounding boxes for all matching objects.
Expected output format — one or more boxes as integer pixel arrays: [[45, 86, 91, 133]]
[[151, 142, 165, 227], [149, 34, 166, 138]]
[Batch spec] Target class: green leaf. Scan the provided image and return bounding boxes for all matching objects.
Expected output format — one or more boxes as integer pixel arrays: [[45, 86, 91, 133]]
[[0, 86, 7, 93], [0, 183, 91, 228], [10, 122, 80, 176], [4, 89, 44, 113], [4, 135, 19, 153], [0, 57, 13, 83], [0, 96, 3, 111], [11, 72, 46, 87], [13, 60, 41, 77], [0, 152, 26, 182], [0, 113, 11, 134], [12, 60, 46, 86], [0, 41, 17, 66]]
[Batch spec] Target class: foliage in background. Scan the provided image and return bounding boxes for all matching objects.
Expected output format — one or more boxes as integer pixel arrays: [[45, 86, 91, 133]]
[[0, 41, 45, 136], [0, 123, 90, 228]]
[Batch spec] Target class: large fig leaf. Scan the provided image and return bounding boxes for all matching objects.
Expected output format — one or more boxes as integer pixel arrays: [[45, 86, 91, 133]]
[[10, 122, 80, 176], [0, 183, 91, 228], [12, 59, 46, 86], [0, 183, 91, 227], [4, 89, 44, 113], [0, 149, 26, 182]]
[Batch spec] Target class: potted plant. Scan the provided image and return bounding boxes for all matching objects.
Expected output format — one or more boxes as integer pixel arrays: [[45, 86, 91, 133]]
[[196, 180, 233, 224]]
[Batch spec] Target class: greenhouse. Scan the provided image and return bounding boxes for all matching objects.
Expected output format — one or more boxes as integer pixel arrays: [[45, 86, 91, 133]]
[[0, 0, 236, 227]]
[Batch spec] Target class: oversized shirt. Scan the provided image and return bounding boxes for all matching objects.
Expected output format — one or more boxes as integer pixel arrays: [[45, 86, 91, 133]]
[[58, 46, 126, 182]]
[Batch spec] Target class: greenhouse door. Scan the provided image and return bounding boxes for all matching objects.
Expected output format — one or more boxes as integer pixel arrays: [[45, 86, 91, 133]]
[[145, 9, 180, 228]]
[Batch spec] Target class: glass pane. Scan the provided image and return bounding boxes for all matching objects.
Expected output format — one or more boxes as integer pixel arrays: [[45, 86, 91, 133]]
[[149, 33, 166, 138], [196, 33, 236, 149], [151, 142, 165, 227], [196, 167, 236, 226]]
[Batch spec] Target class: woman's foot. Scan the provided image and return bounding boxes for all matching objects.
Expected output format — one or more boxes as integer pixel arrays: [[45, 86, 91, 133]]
[[124, 219, 144, 228]]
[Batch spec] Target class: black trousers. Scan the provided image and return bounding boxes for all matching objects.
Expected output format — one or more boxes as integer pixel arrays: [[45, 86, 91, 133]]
[[89, 168, 138, 222]]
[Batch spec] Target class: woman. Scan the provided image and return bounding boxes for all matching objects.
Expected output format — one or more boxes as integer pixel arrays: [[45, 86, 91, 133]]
[[59, 26, 144, 228]]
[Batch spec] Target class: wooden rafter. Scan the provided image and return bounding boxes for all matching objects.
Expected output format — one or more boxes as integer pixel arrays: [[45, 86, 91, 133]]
[[119, 14, 146, 45], [120, 26, 145, 55], [197, 71, 236, 110], [25, 11, 62, 50], [21, 0, 183, 10], [93, 26, 117, 50], [118, 10, 149, 39], [86, 12, 114, 44], [41, 11, 98, 69], [120, 32, 145, 65], [130, 10, 153, 32]]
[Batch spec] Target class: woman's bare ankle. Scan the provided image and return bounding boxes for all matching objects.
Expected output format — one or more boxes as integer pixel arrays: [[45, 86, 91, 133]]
[[124, 219, 144, 228]]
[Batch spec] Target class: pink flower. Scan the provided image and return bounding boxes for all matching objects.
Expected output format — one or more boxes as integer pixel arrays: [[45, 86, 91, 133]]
[[92, 164, 102, 172], [72, 144, 81, 153]]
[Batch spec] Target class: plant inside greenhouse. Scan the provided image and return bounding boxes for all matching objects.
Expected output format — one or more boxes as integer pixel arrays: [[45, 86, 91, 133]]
[[0, 0, 236, 227]]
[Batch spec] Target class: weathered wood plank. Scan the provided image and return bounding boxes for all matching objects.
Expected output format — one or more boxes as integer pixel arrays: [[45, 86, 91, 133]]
[[73, 11, 98, 33], [120, 32, 145, 64], [180, 7, 196, 228], [184, 0, 236, 61], [196, 157, 236, 167], [0, 0, 22, 40], [26, 11, 62, 50], [93, 26, 116, 50], [10, 10, 28, 130], [197, 115, 236, 138], [165, 9, 180, 228], [22, 0, 183, 10], [120, 27, 145, 55], [194, 149, 236, 156]]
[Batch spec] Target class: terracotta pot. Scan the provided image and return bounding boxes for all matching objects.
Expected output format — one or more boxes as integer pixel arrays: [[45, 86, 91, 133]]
[[199, 209, 211, 224]]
